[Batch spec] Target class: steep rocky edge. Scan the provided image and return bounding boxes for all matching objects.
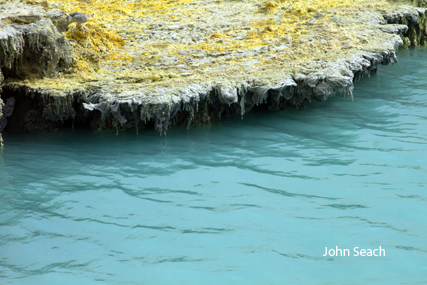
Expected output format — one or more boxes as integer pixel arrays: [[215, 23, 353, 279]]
[[0, 1, 73, 145], [1, 1, 427, 143]]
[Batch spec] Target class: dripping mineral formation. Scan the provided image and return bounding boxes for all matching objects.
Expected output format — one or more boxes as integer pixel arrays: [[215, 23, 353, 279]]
[[1, 0, 427, 143]]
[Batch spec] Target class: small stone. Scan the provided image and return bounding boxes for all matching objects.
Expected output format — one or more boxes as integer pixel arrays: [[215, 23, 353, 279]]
[[68, 12, 88, 24]]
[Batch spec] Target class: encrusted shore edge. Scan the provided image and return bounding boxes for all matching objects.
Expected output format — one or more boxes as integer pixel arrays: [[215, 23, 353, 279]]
[[1, 2, 427, 144]]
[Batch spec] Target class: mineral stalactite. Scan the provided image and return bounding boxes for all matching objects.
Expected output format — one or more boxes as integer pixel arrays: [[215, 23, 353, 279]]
[[1, 0, 427, 144]]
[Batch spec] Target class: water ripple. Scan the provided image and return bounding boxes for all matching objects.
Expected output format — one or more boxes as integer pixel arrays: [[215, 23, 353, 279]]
[[1, 48, 427, 283]]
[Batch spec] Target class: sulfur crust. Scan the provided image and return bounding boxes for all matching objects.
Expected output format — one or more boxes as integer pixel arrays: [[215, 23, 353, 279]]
[[13, 0, 414, 95]]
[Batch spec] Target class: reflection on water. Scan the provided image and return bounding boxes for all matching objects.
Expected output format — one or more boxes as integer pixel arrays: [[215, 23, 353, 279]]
[[1, 48, 427, 284]]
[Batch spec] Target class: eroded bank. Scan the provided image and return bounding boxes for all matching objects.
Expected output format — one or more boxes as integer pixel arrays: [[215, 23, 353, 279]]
[[1, 0, 427, 144]]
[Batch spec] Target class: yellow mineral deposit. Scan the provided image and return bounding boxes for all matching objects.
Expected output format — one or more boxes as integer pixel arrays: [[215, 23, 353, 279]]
[[0, 0, 424, 136], [13, 0, 412, 92]]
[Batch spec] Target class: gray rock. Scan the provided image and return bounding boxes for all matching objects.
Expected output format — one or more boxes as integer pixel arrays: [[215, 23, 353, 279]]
[[0, 97, 15, 132]]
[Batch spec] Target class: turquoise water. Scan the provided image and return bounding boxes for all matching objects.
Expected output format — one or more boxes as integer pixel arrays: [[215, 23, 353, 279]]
[[1, 48, 427, 284]]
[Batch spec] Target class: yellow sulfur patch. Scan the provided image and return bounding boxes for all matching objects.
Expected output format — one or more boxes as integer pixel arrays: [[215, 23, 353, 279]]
[[15, 0, 408, 94], [210, 33, 228, 39], [266, 1, 279, 8]]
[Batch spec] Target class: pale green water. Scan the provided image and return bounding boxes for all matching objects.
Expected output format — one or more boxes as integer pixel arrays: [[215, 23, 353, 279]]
[[1, 48, 427, 284]]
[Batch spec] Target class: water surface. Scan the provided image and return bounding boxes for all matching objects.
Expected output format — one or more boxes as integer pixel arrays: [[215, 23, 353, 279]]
[[1, 48, 427, 284]]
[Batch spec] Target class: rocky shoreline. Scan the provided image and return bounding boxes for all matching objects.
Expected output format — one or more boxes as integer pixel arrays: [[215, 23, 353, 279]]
[[1, 0, 427, 144]]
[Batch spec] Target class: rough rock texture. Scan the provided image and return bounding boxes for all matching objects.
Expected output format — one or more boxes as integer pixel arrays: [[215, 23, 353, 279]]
[[0, 0, 74, 143], [1, 0, 427, 139], [0, 97, 15, 132], [0, 7, 73, 78]]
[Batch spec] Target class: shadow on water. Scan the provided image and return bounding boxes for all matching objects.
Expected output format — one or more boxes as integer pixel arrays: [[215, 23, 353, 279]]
[[0, 47, 427, 284]]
